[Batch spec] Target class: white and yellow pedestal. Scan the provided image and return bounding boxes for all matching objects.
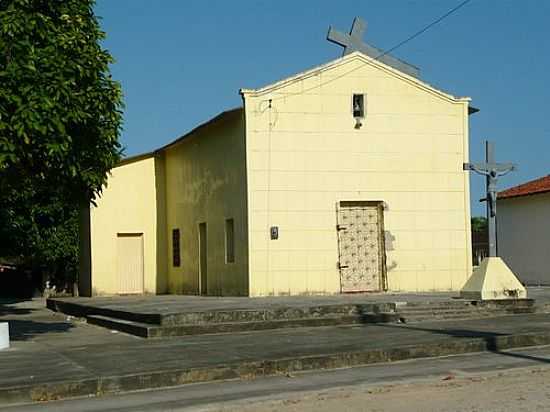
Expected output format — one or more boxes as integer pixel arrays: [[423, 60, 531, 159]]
[[460, 257, 527, 300]]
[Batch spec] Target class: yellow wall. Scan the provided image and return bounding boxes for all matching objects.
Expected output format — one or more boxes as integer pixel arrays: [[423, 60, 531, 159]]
[[154, 154, 168, 293], [90, 156, 161, 295], [164, 110, 249, 295], [242, 52, 473, 296]]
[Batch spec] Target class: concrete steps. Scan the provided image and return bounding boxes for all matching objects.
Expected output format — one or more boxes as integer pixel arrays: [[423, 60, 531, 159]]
[[47, 297, 537, 338], [87, 312, 400, 338], [396, 299, 535, 323], [47, 299, 400, 338]]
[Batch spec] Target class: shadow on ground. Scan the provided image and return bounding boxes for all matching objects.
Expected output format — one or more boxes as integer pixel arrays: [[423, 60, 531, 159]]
[[378, 322, 550, 365], [0, 298, 74, 341], [0, 298, 34, 315]]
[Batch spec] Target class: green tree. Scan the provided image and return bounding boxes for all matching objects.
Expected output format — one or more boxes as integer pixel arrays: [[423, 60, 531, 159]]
[[471, 216, 488, 232], [0, 0, 123, 290]]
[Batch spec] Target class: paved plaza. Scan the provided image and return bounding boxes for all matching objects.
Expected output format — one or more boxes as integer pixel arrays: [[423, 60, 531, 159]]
[[0, 290, 550, 406]]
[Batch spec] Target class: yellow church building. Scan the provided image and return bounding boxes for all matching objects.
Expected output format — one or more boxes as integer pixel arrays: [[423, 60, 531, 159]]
[[80, 48, 476, 297]]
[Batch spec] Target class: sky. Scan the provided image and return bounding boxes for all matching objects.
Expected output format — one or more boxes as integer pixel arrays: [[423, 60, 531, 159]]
[[94, 0, 550, 216]]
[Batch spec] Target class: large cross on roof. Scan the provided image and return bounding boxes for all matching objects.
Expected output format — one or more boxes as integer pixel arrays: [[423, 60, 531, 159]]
[[327, 17, 420, 78]]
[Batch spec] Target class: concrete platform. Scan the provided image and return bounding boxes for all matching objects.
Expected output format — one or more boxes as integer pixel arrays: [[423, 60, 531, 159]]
[[3, 306, 550, 406], [46, 295, 400, 337], [48, 292, 457, 314], [47, 293, 537, 338], [2, 296, 550, 406]]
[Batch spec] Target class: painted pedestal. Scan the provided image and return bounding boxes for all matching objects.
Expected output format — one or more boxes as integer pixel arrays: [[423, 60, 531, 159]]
[[460, 257, 527, 300]]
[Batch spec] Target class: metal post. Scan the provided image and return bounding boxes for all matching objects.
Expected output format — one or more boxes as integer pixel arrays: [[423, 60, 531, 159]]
[[463, 140, 515, 260], [485, 141, 497, 257]]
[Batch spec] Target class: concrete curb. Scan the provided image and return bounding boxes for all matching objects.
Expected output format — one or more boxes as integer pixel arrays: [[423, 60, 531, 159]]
[[3, 331, 550, 406]]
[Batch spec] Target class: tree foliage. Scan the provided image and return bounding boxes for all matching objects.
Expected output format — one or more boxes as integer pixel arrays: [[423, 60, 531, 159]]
[[471, 216, 488, 232], [0, 0, 123, 288]]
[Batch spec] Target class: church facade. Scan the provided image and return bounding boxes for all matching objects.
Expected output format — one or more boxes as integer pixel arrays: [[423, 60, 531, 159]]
[[81, 50, 475, 297]]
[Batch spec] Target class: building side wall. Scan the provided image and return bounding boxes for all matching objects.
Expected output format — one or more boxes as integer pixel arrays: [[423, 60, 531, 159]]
[[90, 157, 159, 295], [164, 113, 249, 295], [243, 57, 472, 296], [155, 154, 169, 293], [498, 193, 550, 285]]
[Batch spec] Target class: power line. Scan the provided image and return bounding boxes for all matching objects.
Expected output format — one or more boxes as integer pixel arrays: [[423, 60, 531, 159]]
[[375, 0, 472, 60], [261, 0, 473, 102]]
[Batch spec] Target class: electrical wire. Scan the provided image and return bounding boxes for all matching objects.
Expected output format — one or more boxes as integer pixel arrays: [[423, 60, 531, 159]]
[[258, 0, 472, 102], [375, 0, 471, 61]]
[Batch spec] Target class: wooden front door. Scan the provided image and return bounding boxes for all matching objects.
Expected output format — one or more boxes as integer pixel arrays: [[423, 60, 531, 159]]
[[116, 233, 144, 294], [337, 201, 385, 292]]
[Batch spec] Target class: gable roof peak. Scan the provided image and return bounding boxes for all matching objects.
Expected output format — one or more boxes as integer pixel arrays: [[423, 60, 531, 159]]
[[241, 51, 470, 104]]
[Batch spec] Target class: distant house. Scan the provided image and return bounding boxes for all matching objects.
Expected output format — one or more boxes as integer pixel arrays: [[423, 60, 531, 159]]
[[497, 175, 550, 285]]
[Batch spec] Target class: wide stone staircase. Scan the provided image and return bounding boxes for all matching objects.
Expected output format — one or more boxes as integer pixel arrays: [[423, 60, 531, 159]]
[[47, 299, 399, 338], [395, 299, 536, 323], [47, 297, 537, 339]]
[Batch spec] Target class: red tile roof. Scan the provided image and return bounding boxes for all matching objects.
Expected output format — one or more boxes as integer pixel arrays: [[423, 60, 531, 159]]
[[498, 175, 550, 200]]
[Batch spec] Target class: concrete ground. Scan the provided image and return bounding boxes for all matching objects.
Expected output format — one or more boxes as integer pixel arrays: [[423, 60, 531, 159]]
[[46, 292, 457, 314], [1, 289, 550, 407], [3, 345, 550, 411], [45, 287, 550, 314]]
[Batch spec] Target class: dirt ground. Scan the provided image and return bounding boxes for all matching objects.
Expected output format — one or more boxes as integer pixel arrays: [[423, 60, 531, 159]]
[[212, 366, 550, 412]]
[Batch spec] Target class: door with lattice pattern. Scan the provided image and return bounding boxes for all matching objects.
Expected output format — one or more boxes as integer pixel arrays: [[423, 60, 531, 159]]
[[337, 201, 385, 292]]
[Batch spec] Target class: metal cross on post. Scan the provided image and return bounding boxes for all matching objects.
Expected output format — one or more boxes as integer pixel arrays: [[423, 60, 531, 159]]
[[326, 17, 420, 78], [464, 141, 516, 258]]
